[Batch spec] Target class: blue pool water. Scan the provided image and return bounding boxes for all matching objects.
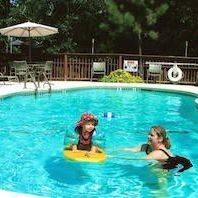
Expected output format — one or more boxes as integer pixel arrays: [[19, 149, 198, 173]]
[[0, 88, 198, 197]]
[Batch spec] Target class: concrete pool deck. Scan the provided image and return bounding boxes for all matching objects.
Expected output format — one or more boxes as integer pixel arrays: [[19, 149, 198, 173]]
[[0, 81, 198, 99], [0, 80, 198, 197]]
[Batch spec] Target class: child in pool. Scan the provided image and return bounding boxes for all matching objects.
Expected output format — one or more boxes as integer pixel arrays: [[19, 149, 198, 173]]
[[71, 113, 101, 153]]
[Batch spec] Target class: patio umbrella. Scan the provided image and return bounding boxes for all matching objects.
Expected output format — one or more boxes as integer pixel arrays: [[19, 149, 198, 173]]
[[0, 21, 58, 62]]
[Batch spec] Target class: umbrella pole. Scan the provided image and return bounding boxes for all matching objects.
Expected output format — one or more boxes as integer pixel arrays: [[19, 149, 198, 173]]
[[28, 29, 31, 62], [29, 39, 31, 62]]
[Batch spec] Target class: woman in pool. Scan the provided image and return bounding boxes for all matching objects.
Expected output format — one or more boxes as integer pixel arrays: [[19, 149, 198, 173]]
[[70, 112, 101, 153], [122, 126, 192, 172]]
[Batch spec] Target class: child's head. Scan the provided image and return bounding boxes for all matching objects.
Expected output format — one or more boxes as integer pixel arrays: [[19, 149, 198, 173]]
[[75, 113, 98, 133]]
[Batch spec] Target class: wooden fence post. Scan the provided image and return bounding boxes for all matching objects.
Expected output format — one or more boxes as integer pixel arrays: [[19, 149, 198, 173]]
[[64, 54, 68, 80], [118, 55, 122, 69]]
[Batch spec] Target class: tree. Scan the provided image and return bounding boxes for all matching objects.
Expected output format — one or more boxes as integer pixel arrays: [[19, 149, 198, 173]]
[[157, 0, 198, 56], [101, 0, 169, 55], [0, 0, 11, 52], [0, 0, 106, 54], [1, 0, 198, 56]]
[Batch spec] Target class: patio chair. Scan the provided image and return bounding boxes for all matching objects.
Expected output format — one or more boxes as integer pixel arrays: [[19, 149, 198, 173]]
[[91, 62, 106, 81], [146, 64, 162, 83], [8, 61, 16, 76], [0, 66, 19, 84], [35, 61, 53, 82], [43, 61, 53, 80], [12, 60, 28, 81]]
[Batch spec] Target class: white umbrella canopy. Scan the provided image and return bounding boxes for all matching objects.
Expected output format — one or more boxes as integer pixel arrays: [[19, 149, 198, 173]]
[[0, 21, 58, 61], [0, 21, 58, 37]]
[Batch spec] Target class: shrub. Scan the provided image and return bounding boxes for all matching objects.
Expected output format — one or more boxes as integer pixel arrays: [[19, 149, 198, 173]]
[[99, 69, 144, 83]]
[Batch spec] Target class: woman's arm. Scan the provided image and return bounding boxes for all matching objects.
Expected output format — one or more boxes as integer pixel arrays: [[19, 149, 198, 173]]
[[122, 146, 142, 152], [144, 150, 167, 161]]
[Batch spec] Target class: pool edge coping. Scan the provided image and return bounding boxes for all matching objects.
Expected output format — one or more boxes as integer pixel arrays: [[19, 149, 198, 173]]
[[1, 82, 198, 102]]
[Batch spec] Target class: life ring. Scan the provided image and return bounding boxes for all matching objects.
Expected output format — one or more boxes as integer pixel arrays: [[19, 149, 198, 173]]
[[167, 65, 183, 82]]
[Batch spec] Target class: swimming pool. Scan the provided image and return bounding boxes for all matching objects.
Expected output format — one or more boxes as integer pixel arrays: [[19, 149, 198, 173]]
[[0, 88, 197, 197]]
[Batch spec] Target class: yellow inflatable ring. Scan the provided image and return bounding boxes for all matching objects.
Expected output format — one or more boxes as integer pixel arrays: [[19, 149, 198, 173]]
[[168, 66, 183, 82], [63, 148, 107, 163]]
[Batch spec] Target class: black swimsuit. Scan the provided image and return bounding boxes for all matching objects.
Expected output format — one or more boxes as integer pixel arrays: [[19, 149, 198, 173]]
[[159, 149, 193, 172], [141, 144, 193, 172], [77, 131, 93, 151]]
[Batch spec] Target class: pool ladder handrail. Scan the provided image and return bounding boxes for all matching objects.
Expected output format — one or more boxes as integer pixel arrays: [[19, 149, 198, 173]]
[[41, 71, 52, 92], [24, 71, 38, 92], [24, 71, 51, 93]]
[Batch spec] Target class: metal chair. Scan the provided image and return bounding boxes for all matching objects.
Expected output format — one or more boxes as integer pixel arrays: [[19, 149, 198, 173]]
[[0, 66, 19, 84], [12, 60, 28, 82], [146, 64, 162, 83], [44, 61, 53, 80], [91, 62, 106, 81]]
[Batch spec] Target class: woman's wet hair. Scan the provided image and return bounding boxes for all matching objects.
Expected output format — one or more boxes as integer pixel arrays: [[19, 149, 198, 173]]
[[152, 126, 171, 149]]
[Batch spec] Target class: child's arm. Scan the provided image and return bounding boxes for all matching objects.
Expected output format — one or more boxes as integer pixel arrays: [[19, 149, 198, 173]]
[[71, 144, 78, 152], [89, 145, 98, 153]]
